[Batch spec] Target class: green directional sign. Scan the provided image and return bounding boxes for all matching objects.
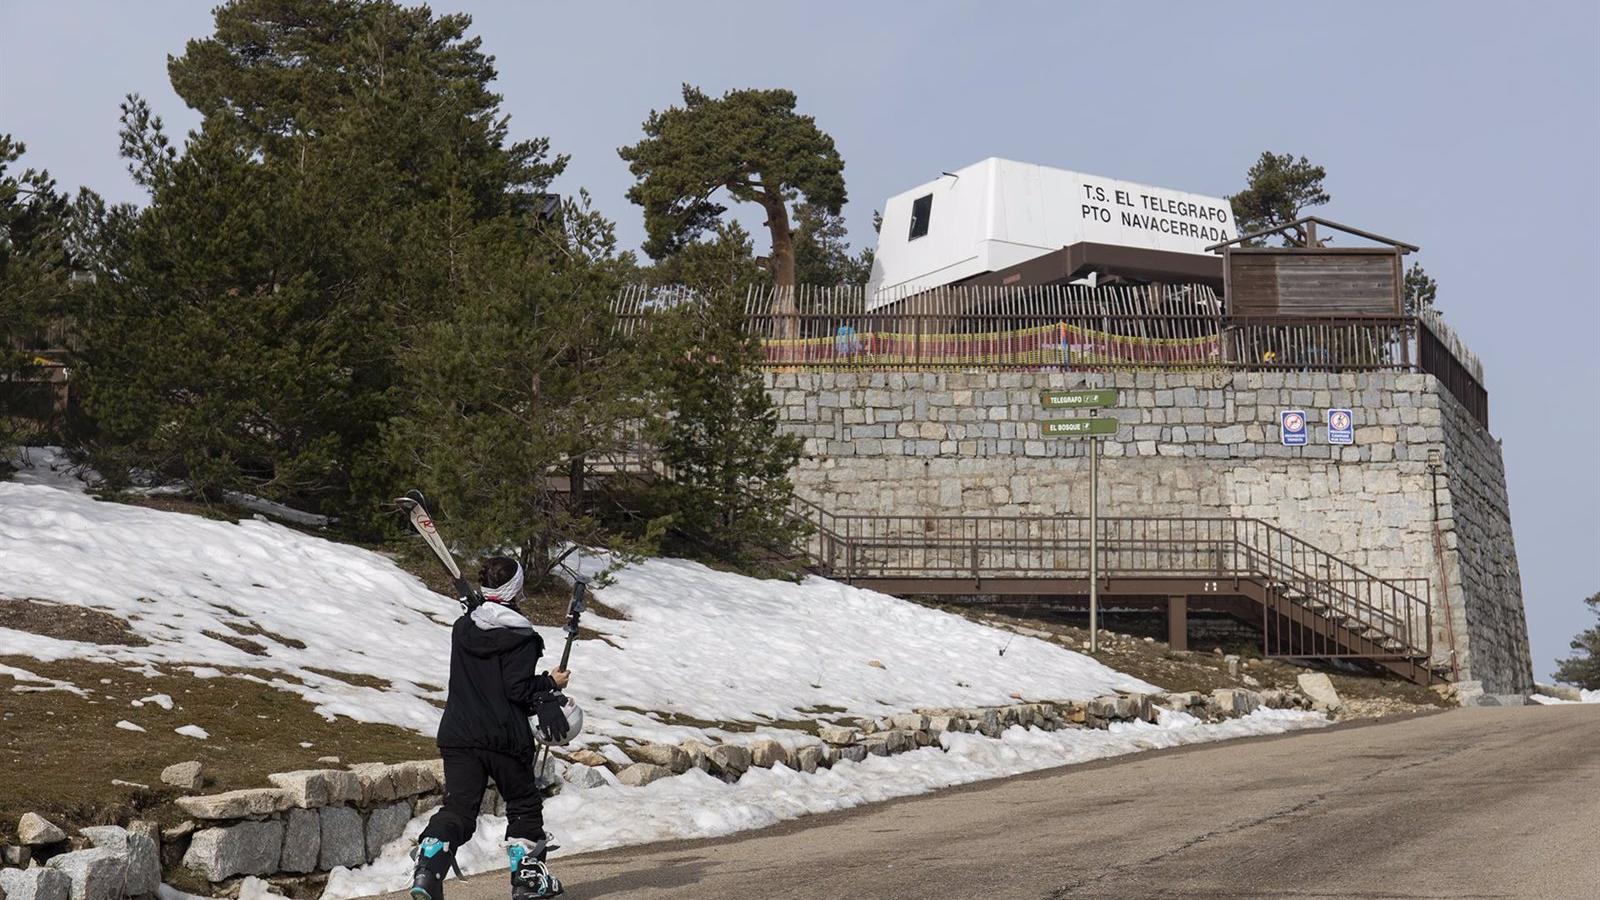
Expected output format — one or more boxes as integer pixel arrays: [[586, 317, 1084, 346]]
[[1040, 389, 1118, 409], [1042, 417, 1119, 437]]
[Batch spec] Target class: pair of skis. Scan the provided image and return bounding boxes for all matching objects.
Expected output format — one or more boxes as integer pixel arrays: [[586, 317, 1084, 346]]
[[396, 490, 587, 665]]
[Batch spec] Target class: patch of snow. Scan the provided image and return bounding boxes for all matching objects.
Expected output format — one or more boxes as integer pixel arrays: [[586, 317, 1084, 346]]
[[323, 708, 1326, 900], [0, 662, 88, 696], [115, 720, 147, 732], [6, 446, 97, 491], [133, 693, 174, 710], [175, 725, 210, 739], [1530, 689, 1600, 705]]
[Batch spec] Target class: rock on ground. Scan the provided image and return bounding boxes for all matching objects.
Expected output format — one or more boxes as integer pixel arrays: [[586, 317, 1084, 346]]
[[318, 806, 365, 871], [0, 867, 70, 900], [365, 802, 411, 862], [176, 788, 292, 820], [279, 808, 321, 875], [17, 814, 66, 846], [268, 769, 363, 807], [747, 738, 790, 770], [160, 761, 204, 791], [1297, 673, 1345, 712], [183, 821, 284, 882], [77, 826, 160, 896], [616, 763, 673, 788], [46, 848, 125, 900], [630, 743, 691, 774], [560, 764, 609, 789]]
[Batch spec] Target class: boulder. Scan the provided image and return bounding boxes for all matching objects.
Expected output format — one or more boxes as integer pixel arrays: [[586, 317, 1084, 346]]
[[795, 745, 824, 774], [0, 867, 70, 900], [925, 715, 958, 733], [706, 744, 751, 779], [366, 802, 411, 862], [817, 724, 859, 746], [884, 730, 916, 753], [835, 744, 869, 763], [176, 788, 293, 820], [567, 749, 611, 770], [346, 763, 399, 804], [278, 808, 320, 874], [77, 826, 159, 896], [48, 848, 126, 900], [2, 844, 31, 867], [17, 814, 65, 846], [560, 765, 609, 790], [747, 738, 789, 770], [318, 806, 365, 871], [160, 761, 204, 791], [1127, 694, 1157, 723], [183, 822, 284, 882], [1296, 673, 1344, 713], [631, 743, 691, 774], [387, 761, 440, 798], [126, 821, 160, 854], [616, 764, 672, 788], [1211, 688, 1262, 716], [268, 769, 363, 808], [887, 714, 929, 732]]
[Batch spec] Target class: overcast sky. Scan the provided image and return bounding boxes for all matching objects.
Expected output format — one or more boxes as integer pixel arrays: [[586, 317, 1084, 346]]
[[4, 1, 1597, 681]]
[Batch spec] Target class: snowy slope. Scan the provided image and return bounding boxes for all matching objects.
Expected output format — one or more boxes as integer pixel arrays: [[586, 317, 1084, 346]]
[[2, 449, 1327, 898], [0, 449, 1153, 746]]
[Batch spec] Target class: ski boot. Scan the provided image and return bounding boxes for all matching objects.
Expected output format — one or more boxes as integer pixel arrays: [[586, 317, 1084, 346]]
[[410, 837, 453, 900], [508, 838, 563, 899]]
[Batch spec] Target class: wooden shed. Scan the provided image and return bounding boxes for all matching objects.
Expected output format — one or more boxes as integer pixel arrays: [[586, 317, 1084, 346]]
[[1207, 217, 1419, 316]]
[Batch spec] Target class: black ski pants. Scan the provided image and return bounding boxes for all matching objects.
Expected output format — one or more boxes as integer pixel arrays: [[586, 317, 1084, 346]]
[[420, 747, 544, 855]]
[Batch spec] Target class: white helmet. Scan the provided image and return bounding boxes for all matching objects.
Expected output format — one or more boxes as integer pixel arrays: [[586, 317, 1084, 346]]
[[532, 696, 584, 745]]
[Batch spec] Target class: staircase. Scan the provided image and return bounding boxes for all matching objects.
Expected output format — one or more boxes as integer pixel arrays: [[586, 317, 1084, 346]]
[[788, 498, 1439, 684]]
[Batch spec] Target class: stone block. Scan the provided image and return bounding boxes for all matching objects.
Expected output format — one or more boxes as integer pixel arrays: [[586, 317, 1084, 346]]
[[887, 713, 930, 732], [616, 763, 673, 788], [279, 808, 320, 874], [267, 769, 363, 808], [318, 806, 364, 871], [365, 802, 411, 862], [183, 821, 284, 882], [748, 738, 789, 770], [560, 765, 609, 789], [1296, 673, 1344, 712], [0, 867, 71, 900], [160, 761, 204, 791], [388, 760, 440, 797], [631, 743, 691, 774], [176, 788, 293, 820], [78, 826, 159, 896], [795, 745, 824, 774], [17, 813, 65, 846], [706, 744, 751, 778]]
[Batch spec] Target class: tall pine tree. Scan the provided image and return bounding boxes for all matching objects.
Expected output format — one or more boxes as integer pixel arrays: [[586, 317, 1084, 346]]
[[1555, 592, 1600, 690]]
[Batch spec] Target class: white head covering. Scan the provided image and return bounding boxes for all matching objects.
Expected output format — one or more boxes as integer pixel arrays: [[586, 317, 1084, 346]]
[[481, 558, 525, 605]]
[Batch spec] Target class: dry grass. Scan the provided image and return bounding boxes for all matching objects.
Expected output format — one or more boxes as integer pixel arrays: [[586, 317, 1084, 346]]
[[0, 654, 437, 843]]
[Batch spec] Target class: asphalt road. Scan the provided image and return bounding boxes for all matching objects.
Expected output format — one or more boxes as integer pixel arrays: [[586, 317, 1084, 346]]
[[398, 705, 1600, 899]]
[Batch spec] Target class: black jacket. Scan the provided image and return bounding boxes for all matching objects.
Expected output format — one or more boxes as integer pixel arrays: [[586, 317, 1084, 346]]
[[436, 603, 556, 760]]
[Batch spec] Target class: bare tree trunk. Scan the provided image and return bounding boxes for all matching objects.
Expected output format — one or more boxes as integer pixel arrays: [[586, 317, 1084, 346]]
[[762, 194, 798, 339]]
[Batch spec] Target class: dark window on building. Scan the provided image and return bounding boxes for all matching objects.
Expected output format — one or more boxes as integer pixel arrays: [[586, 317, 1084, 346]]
[[908, 194, 933, 240]]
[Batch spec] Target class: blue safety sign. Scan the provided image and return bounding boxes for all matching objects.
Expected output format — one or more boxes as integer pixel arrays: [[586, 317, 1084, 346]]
[[1327, 408, 1354, 445], [1280, 410, 1308, 446]]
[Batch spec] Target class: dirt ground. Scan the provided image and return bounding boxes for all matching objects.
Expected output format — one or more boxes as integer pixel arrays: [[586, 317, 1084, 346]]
[[923, 598, 1451, 714]]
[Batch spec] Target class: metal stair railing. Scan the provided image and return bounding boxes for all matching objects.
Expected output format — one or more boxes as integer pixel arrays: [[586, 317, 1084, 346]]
[[786, 502, 1431, 663]]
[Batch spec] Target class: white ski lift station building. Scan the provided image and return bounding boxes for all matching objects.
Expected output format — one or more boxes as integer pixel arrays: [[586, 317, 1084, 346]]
[[866, 157, 1239, 307]]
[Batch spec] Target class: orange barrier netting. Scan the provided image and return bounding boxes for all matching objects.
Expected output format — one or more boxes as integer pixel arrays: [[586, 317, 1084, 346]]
[[761, 322, 1222, 369]]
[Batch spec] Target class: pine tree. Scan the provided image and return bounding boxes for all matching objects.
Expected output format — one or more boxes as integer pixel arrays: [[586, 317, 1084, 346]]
[[641, 225, 805, 564], [618, 85, 845, 289], [75, 1, 564, 524], [1404, 262, 1439, 316], [1554, 592, 1600, 690], [1229, 152, 1330, 246], [381, 195, 642, 577], [0, 135, 78, 451], [793, 202, 872, 287]]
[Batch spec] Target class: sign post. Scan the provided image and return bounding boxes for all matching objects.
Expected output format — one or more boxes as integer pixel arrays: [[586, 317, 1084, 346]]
[[1038, 390, 1120, 653]]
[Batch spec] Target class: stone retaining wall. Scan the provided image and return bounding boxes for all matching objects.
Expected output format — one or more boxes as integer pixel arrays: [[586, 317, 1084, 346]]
[[767, 370, 1534, 693]]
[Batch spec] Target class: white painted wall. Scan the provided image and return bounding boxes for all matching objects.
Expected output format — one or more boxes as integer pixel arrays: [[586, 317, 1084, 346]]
[[867, 158, 1237, 307]]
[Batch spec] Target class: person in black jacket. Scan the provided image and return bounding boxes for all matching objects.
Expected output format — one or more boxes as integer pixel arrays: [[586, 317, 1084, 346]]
[[411, 556, 570, 900]]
